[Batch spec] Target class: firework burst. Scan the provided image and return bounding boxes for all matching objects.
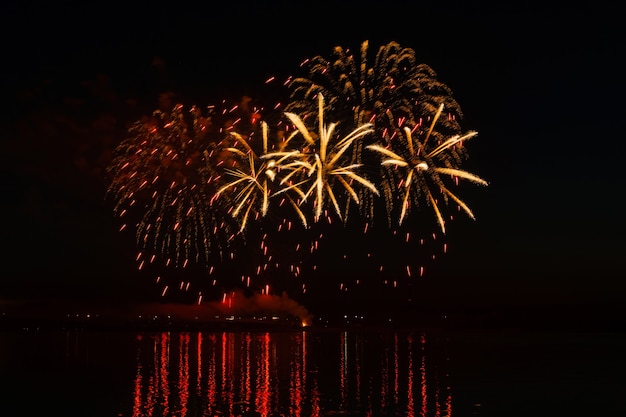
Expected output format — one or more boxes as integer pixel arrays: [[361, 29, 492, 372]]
[[213, 122, 306, 231], [269, 93, 379, 224], [285, 40, 463, 140], [106, 104, 238, 272], [367, 103, 488, 233]]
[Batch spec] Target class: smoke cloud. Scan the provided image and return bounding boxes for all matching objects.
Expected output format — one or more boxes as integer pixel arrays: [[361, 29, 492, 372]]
[[131, 290, 314, 325]]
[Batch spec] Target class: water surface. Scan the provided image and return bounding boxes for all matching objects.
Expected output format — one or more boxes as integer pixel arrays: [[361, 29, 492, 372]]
[[2, 328, 625, 416]]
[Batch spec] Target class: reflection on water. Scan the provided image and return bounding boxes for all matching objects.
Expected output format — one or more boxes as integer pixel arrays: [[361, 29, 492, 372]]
[[131, 331, 452, 417], [4, 328, 626, 416]]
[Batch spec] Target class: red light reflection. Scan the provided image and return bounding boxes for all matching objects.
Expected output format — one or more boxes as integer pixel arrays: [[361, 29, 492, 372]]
[[131, 330, 452, 416]]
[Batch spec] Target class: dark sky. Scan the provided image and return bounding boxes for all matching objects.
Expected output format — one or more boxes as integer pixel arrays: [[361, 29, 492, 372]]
[[2, 1, 625, 318]]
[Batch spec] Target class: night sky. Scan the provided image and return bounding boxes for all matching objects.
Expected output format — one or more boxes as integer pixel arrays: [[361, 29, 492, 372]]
[[2, 1, 625, 322]]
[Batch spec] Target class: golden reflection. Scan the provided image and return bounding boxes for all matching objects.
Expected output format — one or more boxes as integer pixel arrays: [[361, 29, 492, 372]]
[[131, 330, 452, 416]]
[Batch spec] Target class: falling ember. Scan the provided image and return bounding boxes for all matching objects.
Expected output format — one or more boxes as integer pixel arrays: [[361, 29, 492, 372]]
[[406, 266, 411, 277], [161, 286, 169, 297], [420, 266, 424, 277]]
